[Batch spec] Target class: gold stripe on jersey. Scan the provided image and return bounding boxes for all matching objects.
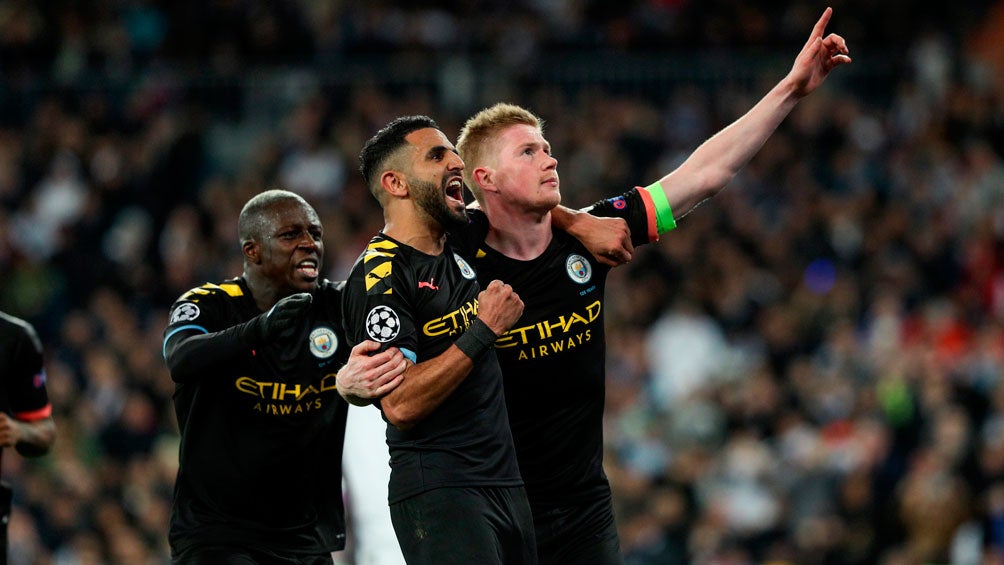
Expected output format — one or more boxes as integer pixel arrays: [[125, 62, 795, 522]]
[[365, 239, 398, 256], [180, 284, 213, 301], [219, 283, 243, 297], [180, 282, 244, 301], [364, 240, 397, 294]]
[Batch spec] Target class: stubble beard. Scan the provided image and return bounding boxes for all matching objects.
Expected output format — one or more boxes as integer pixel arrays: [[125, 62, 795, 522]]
[[411, 177, 468, 230]]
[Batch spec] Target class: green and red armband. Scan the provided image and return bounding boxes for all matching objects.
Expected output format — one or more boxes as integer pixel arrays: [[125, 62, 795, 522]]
[[641, 181, 677, 235]]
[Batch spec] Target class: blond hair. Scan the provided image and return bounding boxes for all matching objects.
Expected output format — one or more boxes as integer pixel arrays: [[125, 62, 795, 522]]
[[456, 103, 543, 206]]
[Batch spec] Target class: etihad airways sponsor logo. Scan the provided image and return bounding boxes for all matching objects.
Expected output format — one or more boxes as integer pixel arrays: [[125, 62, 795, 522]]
[[235, 374, 339, 416], [423, 299, 478, 337], [495, 300, 602, 361]]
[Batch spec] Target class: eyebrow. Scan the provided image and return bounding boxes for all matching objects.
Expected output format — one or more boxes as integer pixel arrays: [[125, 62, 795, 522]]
[[425, 145, 458, 159], [519, 141, 550, 153], [273, 221, 322, 232]]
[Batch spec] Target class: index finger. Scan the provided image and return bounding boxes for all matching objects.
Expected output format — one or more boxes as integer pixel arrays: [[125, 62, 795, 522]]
[[607, 248, 633, 265], [804, 7, 833, 49], [351, 340, 384, 355]]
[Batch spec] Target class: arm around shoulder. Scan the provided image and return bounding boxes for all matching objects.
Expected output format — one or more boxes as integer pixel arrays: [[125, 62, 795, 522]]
[[552, 205, 633, 267]]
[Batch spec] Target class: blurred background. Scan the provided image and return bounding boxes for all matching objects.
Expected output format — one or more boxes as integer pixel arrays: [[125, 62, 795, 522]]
[[1, 0, 1004, 563]]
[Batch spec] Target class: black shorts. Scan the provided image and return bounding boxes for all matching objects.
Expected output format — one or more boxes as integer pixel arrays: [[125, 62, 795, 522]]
[[390, 485, 537, 564], [172, 544, 333, 565], [533, 492, 622, 565]]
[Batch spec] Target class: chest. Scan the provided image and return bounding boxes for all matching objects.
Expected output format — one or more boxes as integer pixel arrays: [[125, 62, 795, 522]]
[[405, 252, 482, 340], [473, 241, 607, 361], [220, 294, 346, 382]]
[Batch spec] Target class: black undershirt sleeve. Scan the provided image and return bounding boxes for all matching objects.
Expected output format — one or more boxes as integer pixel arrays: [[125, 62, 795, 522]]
[[164, 323, 254, 384]]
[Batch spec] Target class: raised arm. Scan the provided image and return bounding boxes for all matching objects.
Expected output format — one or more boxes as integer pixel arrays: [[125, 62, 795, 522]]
[[379, 280, 523, 430], [655, 7, 851, 219]]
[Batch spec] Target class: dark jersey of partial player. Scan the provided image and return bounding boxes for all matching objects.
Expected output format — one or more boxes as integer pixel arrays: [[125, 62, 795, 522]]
[[341, 233, 522, 505], [468, 188, 656, 513], [162, 278, 349, 556], [0, 312, 52, 423]]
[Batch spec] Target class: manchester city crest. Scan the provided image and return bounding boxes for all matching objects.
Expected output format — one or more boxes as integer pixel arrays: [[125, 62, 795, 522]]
[[565, 254, 592, 284], [453, 253, 476, 280], [309, 326, 338, 358]]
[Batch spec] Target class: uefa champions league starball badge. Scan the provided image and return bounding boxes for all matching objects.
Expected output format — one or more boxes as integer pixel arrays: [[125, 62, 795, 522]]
[[170, 303, 201, 324], [365, 305, 401, 342]]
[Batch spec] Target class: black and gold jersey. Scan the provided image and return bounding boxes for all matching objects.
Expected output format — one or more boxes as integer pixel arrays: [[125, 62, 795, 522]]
[[163, 277, 349, 555], [0, 311, 52, 423], [469, 187, 656, 513], [341, 233, 522, 504]]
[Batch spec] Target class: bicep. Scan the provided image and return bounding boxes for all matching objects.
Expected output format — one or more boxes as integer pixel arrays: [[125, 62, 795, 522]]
[[342, 273, 420, 359]]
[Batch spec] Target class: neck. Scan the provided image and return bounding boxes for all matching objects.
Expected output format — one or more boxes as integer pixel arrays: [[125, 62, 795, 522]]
[[242, 271, 283, 312], [383, 204, 447, 255], [484, 202, 553, 260]]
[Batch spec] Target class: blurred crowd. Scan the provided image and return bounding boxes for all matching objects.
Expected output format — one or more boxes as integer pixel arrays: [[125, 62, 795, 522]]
[[2, 0, 1004, 564]]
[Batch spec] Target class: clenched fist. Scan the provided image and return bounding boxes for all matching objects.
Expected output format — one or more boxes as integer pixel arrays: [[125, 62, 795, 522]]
[[475, 280, 524, 336]]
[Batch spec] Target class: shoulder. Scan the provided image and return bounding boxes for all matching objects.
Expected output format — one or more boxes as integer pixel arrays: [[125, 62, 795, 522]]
[[0, 311, 42, 353], [175, 280, 247, 304], [350, 235, 414, 296], [168, 279, 245, 326], [446, 215, 485, 256]]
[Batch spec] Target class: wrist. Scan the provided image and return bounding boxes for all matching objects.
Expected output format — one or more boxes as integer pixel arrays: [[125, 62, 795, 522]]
[[454, 318, 499, 361], [550, 205, 580, 231]]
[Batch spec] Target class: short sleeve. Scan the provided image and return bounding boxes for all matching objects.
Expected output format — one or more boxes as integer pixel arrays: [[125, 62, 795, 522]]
[[7, 323, 51, 421], [586, 187, 661, 247], [342, 247, 420, 363]]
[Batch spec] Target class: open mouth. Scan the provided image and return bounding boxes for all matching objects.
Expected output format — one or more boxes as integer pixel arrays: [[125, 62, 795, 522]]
[[297, 259, 319, 279], [445, 176, 465, 205]]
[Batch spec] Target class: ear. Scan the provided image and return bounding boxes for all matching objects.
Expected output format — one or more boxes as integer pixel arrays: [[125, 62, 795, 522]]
[[243, 240, 261, 265], [473, 166, 496, 193], [380, 170, 409, 198]]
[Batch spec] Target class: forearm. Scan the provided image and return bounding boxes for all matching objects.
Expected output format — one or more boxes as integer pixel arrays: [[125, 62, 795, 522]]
[[659, 78, 800, 216], [380, 345, 475, 430], [550, 205, 580, 229], [14, 417, 55, 457], [164, 323, 254, 383], [340, 391, 375, 407]]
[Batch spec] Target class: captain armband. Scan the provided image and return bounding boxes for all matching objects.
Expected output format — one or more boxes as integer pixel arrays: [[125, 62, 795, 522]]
[[454, 318, 498, 361], [642, 181, 677, 234]]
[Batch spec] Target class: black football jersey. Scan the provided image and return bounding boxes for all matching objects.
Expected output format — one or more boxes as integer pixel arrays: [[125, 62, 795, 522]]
[[163, 278, 349, 555], [341, 233, 522, 504], [0, 312, 52, 422], [469, 188, 656, 512]]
